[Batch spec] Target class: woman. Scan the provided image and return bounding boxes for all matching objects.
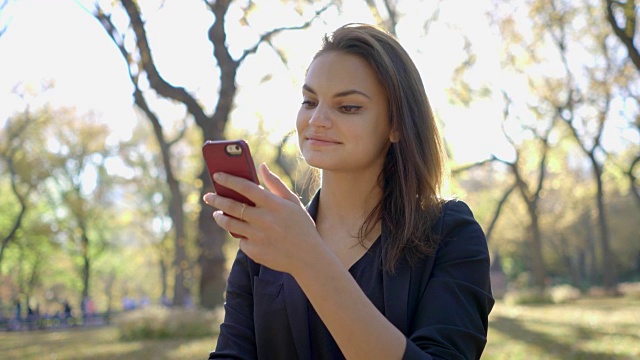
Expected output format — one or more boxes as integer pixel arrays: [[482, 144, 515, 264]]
[[204, 23, 494, 359]]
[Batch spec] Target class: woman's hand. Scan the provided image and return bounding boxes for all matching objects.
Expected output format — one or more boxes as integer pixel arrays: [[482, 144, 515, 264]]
[[203, 163, 325, 275]]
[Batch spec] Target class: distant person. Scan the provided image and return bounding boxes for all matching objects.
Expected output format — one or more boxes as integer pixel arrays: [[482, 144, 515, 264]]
[[161, 294, 171, 307], [0, 301, 6, 328], [14, 299, 21, 322], [63, 301, 72, 324], [122, 295, 137, 311], [140, 295, 150, 308], [204, 23, 494, 359], [26, 304, 35, 330]]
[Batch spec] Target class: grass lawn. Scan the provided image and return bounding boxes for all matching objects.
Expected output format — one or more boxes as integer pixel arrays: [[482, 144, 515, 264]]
[[1, 296, 639, 359]]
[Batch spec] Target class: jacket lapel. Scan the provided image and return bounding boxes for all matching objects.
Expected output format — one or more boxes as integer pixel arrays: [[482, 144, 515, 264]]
[[382, 219, 411, 335], [282, 191, 321, 360], [284, 274, 311, 360]]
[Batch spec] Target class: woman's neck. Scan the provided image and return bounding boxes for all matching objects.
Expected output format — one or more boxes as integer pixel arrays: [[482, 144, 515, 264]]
[[316, 170, 383, 235]]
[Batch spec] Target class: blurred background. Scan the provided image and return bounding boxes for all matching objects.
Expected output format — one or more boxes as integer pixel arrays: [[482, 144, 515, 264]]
[[0, 0, 638, 359]]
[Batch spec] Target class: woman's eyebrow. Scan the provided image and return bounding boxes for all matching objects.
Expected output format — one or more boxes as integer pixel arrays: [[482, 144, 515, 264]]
[[302, 84, 371, 99]]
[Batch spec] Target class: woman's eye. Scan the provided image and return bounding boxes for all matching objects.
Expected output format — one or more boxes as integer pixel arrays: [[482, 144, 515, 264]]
[[301, 100, 317, 109], [340, 105, 362, 113]]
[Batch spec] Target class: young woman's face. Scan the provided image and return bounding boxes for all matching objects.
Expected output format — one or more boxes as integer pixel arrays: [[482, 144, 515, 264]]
[[297, 51, 393, 174]]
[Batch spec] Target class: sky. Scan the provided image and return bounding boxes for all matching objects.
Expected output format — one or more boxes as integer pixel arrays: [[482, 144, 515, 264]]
[[0, 0, 522, 167]]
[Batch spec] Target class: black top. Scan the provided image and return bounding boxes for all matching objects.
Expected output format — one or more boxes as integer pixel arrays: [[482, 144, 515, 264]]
[[308, 237, 384, 359]]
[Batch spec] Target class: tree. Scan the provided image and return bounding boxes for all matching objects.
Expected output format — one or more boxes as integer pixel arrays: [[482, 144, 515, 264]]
[[500, 93, 557, 291], [451, 95, 556, 291], [0, 112, 32, 267], [0, 103, 123, 314], [42, 109, 118, 311], [91, 0, 331, 308], [117, 120, 184, 304], [605, 0, 640, 210], [549, 0, 619, 293], [92, 1, 195, 306], [490, 0, 627, 293], [0, 102, 54, 269]]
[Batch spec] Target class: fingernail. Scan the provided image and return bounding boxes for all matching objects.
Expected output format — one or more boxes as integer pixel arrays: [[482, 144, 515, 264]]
[[213, 173, 221, 182], [203, 193, 214, 204]]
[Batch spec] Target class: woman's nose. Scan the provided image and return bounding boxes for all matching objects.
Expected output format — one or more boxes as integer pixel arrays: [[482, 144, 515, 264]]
[[308, 105, 332, 128]]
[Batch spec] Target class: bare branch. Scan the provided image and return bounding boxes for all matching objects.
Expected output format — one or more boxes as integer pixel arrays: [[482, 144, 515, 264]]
[[451, 156, 497, 175], [629, 155, 640, 206], [364, 0, 386, 32], [422, 0, 442, 34], [119, 0, 208, 124], [237, 3, 334, 64], [606, 0, 640, 72], [167, 116, 189, 147], [500, 90, 519, 150], [382, 0, 398, 35], [275, 130, 297, 190], [0, 0, 11, 38], [92, 6, 140, 95], [485, 182, 516, 242], [0, 156, 28, 265], [603, 148, 640, 209]]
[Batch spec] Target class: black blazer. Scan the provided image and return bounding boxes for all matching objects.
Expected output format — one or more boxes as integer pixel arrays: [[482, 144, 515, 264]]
[[210, 194, 494, 360]]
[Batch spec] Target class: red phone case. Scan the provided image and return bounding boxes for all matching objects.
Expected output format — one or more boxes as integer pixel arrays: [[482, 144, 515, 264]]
[[202, 139, 259, 206]]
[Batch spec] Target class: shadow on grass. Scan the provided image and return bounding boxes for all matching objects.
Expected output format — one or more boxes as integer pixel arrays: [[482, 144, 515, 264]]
[[0, 327, 215, 360], [490, 315, 632, 360]]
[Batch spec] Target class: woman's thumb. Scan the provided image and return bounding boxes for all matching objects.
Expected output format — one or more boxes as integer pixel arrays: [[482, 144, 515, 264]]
[[258, 163, 300, 203]]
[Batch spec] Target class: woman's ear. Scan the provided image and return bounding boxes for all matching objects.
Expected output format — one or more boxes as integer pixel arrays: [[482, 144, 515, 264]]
[[389, 130, 400, 143]]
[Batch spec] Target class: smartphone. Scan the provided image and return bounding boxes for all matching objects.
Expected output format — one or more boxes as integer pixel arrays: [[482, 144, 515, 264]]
[[202, 139, 259, 206], [203, 140, 259, 239]]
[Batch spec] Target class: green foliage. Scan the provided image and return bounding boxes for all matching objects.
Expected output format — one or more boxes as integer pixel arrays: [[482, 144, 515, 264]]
[[115, 306, 218, 341]]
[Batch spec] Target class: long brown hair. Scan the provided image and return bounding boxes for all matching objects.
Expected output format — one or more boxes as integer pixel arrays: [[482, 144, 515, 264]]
[[313, 23, 447, 273]]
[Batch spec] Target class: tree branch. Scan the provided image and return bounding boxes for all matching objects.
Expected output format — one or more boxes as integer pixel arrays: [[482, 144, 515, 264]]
[[485, 182, 516, 242], [451, 156, 497, 175], [119, 0, 209, 125], [629, 155, 640, 206], [606, 0, 640, 72], [382, 0, 398, 35], [237, 2, 334, 63], [0, 157, 27, 265], [0, 0, 10, 38]]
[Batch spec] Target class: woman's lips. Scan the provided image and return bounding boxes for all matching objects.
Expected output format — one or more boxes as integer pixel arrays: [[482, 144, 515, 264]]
[[306, 136, 341, 146]]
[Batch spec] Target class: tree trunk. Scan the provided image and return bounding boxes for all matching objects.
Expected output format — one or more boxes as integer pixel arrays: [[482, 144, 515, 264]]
[[196, 4, 238, 308], [160, 258, 168, 302], [528, 208, 546, 291], [513, 164, 546, 291], [197, 130, 229, 308], [590, 155, 618, 294], [585, 212, 598, 285], [131, 88, 190, 306], [79, 218, 91, 321], [169, 180, 188, 306], [577, 250, 587, 292]]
